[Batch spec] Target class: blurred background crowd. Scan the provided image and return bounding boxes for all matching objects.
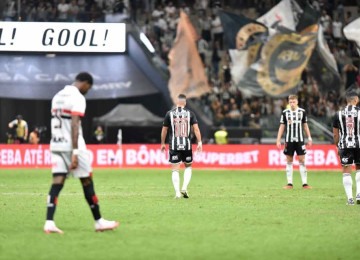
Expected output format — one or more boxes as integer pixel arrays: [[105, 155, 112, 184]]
[[1, 0, 360, 143]]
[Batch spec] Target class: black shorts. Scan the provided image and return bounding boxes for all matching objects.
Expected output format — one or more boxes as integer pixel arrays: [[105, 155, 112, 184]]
[[284, 142, 306, 156], [338, 148, 360, 165], [169, 150, 193, 164]]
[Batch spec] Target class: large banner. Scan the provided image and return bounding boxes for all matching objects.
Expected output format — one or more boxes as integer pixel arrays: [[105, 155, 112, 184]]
[[0, 144, 339, 170], [0, 22, 126, 53], [0, 54, 159, 99]]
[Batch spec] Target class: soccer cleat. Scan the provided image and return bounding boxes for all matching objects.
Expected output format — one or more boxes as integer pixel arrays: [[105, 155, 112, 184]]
[[356, 194, 360, 205], [44, 221, 64, 234], [283, 184, 293, 190], [347, 198, 355, 205], [181, 190, 189, 199], [302, 184, 312, 189], [174, 195, 181, 199], [95, 219, 119, 232]]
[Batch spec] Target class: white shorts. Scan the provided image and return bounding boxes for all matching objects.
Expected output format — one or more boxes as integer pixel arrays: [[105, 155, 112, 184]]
[[51, 150, 92, 178]]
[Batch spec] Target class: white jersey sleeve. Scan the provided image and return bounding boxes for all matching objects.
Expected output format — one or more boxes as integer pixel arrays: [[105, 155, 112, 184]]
[[71, 93, 86, 116]]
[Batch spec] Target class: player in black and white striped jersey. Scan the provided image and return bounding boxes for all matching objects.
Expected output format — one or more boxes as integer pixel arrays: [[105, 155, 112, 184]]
[[161, 94, 202, 199], [333, 91, 360, 205], [276, 94, 313, 190]]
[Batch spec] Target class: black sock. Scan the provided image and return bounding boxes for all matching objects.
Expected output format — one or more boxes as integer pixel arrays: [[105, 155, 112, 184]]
[[82, 180, 101, 220], [46, 184, 64, 220]]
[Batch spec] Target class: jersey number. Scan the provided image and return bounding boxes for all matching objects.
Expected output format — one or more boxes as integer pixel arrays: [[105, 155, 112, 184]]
[[346, 117, 354, 137], [53, 109, 62, 129], [174, 118, 188, 137]]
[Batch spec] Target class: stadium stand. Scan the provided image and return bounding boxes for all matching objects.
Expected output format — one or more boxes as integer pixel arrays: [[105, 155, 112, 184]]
[[1, 0, 359, 144]]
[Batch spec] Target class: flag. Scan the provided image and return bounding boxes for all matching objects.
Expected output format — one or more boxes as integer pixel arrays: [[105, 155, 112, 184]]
[[239, 30, 317, 97], [229, 43, 263, 85], [167, 11, 211, 103], [219, 11, 267, 50], [343, 17, 360, 55], [229, 49, 248, 85], [293, 3, 340, 92], [296, 2, 320, 32], [307, 25, 341, 92], [257, 0, 300, 31]]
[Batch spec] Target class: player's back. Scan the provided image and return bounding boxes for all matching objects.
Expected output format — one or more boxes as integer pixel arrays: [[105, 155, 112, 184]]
[[166, 107, 195, 151], [335, 105, 360, 149], [50, 85, 85, 152]]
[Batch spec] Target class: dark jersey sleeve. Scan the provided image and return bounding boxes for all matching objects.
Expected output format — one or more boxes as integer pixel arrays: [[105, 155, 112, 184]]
[[302, 110, 308, 124], [332, 112, 340, 129], [163, 111, 171, 127], [190, 111, 198, 125], [280, 111, 286, 125]]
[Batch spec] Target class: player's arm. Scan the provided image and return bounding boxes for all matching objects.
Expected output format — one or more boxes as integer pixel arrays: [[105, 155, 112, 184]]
[[161, 112, 171, 152], [161, 126, 168, 152], [70, 115, 81, 169], [303, 123, 312, 147], [333, 127, 339, 146], [276, 124, 285, 149], [193, 123, 202, 152], [332, 112, 340, 154]]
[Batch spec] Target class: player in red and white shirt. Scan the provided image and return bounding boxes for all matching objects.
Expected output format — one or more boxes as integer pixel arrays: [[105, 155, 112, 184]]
[[44, 72, 119, 234]]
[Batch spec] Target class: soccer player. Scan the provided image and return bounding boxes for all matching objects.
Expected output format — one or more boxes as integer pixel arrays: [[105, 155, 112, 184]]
[[276, 94, 313, 189], [44, 72, 119, 234], [333, 91, 360, 205], [161, 94, 202, 198]]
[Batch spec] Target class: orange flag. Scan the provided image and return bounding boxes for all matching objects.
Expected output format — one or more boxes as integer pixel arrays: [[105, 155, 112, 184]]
[[167, 11, 211, 104]]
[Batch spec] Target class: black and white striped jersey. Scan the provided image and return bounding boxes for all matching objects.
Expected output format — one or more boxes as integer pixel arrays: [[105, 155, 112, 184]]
[[163, 107, 198, 151], [280, 107, 308, 143], [333, 105, 360, 149]]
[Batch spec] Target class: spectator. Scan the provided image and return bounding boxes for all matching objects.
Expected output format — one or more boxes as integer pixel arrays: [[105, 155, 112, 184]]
[[93, 125, 105, 144], [320, 10, 331, 35], [214, 126, 228, 144], [332, 15, 343, 42], [29, 127, 40, 144], [68, 0, 80, 22], [57, 0, 70, 22], [8, 115, 28, 144], [211, 13, 224, 50]]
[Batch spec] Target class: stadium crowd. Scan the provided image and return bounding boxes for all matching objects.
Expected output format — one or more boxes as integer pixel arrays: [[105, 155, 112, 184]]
[[1, 0, 360, 132]]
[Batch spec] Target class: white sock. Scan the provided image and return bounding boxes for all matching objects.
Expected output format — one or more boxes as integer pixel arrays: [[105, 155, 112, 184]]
[[172, 170, 180, 196], [356, 171, 360, 196], [299, 163, 307, 185], [182, 167, 192, 191], [96, 218, 104, 224], [286, 163, 293, 184], [45, 220, 55, 226], [343, 173, 353, 200]]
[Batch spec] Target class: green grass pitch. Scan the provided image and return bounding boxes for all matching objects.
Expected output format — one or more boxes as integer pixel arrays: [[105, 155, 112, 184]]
[[0, 168, 360, 260]]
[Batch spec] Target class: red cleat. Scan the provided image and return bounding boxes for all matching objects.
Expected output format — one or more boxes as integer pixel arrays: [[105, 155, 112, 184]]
[[283, 184, 293, 189], [302, 184, 312, 189]]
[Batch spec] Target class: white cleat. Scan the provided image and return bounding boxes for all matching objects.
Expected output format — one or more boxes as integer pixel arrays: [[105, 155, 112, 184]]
[[95, 218, 119, 232], [44, 220, 64, 234]]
